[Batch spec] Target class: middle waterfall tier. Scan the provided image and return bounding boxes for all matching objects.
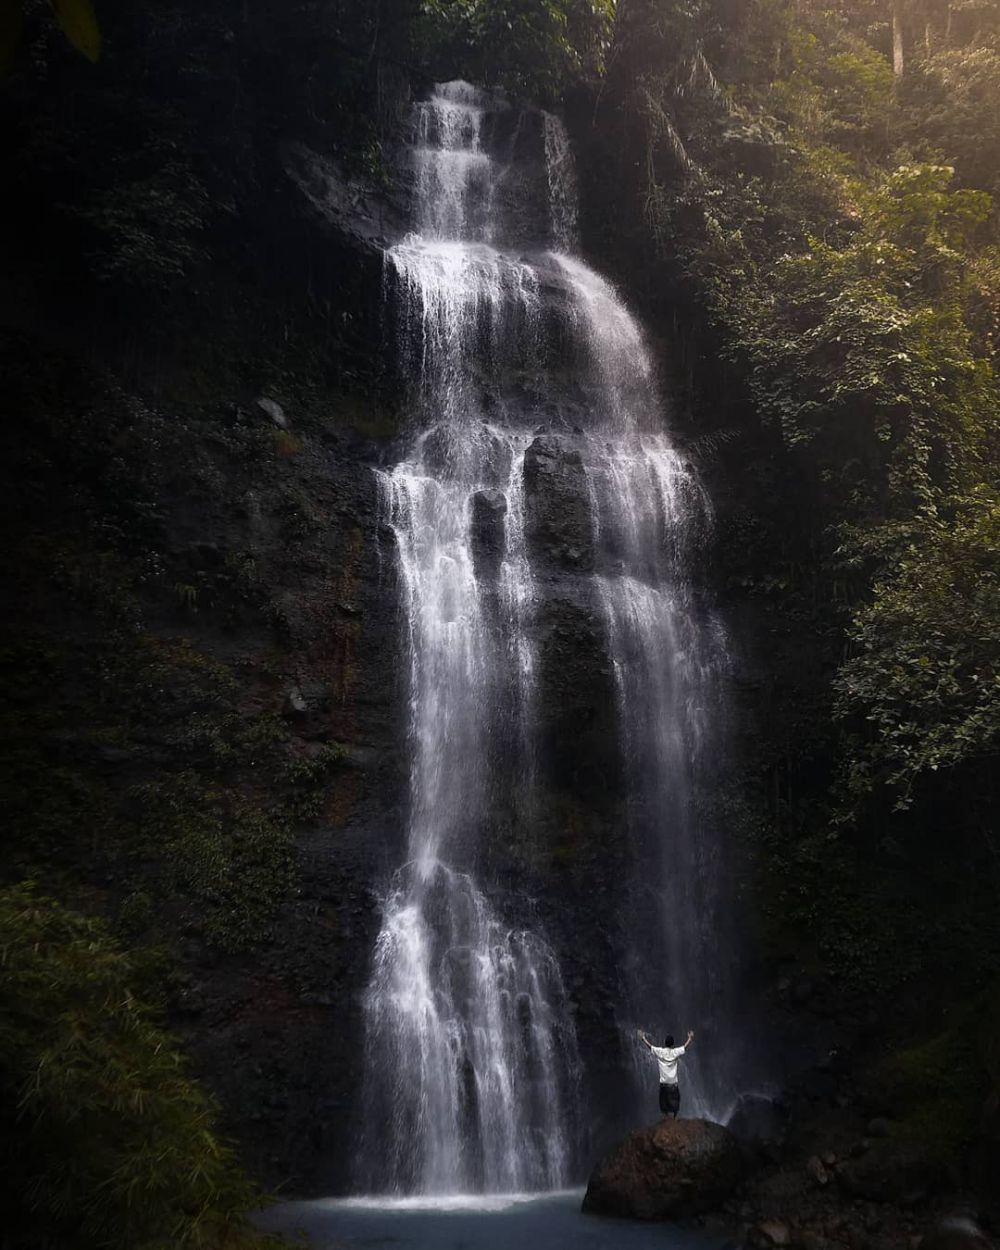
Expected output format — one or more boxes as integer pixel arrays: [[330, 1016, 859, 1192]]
[[358, 80, 736, 1196]]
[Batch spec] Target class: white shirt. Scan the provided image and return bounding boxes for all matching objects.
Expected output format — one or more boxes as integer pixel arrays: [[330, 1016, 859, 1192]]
[[650, 1044, 686, 1085]]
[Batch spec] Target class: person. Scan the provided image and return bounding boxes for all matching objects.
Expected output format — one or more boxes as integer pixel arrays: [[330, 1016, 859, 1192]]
[[638, 1027, 695, 1119]]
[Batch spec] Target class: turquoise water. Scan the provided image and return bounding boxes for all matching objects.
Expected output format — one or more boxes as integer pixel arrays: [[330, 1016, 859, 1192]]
[[255, 1189, 725, 1250]]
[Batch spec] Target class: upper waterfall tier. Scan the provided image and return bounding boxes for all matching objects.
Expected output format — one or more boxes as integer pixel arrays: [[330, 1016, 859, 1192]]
[[403, 80, 566, 250]]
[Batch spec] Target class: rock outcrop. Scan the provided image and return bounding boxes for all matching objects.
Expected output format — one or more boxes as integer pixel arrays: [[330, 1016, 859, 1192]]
[[523, 433, 596, 572], [582, 1118, 745, 1220], [283, 142, 407, 251]]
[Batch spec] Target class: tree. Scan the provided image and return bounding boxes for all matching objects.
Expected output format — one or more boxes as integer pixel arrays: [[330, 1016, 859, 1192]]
[[0, 884, 279, 1250]]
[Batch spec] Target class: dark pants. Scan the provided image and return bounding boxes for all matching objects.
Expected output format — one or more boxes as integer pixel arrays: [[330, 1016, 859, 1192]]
[[659, 1082, 680, 1118]]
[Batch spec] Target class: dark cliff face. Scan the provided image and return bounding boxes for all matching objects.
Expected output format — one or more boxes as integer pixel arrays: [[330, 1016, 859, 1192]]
[[1, 4, 413, 1193], [1, 7, 755, 1198], [0, 312, 406, 1193], [155, 427, 404, 1192]]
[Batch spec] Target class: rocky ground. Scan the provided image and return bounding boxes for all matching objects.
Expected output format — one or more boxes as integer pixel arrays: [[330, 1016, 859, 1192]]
[[583, 1111, 997, 1250]]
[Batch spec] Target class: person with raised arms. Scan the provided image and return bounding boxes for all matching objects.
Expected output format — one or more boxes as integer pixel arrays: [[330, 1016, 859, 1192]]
[[638, 1027, 695, 1119]]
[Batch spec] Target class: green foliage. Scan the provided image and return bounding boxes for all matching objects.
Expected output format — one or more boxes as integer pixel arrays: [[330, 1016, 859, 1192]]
[[837, 491, 1000, 804], [0, 883, 280, 1250], [130, 772, 294, 952], [769, 25, 895, 152], [6, 3, 217, 292], [82, 161, 210, 287], [281, 742, 349, 821], [706, 159, 994, 541], [873, 991, 1000, 1159], [618, 0, 1000, 774], [600, 0, 1000, 1020], [418, 0, 613, 98], [908, 41, 1000, 197]]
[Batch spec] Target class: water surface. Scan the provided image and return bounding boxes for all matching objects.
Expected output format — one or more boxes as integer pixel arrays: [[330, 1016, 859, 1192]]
[[257, 1189, 725, 1250]]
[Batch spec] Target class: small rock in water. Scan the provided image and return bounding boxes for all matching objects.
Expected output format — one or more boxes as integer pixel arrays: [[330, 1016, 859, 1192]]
[[256, 396, 288, 428]]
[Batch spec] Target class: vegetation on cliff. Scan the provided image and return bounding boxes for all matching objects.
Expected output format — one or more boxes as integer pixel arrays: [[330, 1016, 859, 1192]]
[[587, 0, 1000, 1182], [417, 0, 614, 97]]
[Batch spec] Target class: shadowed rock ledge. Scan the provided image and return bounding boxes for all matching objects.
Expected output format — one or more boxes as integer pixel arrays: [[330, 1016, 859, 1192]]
[[582, 1118, 745, 1221]]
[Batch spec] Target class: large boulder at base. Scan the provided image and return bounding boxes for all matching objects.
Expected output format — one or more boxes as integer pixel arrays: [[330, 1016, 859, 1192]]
[[582, 1118, 745, 1220]]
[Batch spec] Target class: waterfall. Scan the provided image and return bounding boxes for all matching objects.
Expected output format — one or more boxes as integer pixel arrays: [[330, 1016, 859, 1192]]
[[359, 80, 737, 1196]]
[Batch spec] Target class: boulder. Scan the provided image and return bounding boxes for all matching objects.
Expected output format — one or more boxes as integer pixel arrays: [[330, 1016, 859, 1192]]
[[522, 433, 595, 572], [283, 142, 407, 249], [582, 1118, 745, 1221]]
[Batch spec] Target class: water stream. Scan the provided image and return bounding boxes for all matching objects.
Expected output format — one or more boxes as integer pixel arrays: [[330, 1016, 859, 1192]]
[[358, 80, 737, 1195]]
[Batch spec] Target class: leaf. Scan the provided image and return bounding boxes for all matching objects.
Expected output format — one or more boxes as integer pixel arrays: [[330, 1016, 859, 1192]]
[[50, 0, 100, 62], [0, 0, 23, 79]]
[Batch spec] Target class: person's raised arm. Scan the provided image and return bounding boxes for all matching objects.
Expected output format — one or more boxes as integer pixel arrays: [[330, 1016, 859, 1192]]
[[684, 1030, 695, 1049], [637, 1029, 654, 1050]]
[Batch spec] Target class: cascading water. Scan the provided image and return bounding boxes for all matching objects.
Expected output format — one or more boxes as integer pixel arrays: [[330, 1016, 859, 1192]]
[[359, 80, 740, 1196], [545, 252, 737, 1119], [360, 82, 581, 1197]]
